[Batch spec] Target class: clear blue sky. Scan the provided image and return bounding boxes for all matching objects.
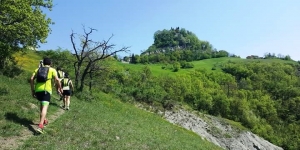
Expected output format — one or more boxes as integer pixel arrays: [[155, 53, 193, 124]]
[[40, 0, 300, 60]]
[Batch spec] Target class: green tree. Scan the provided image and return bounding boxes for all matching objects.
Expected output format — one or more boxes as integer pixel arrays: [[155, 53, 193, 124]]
[[142, 27, 218, 63], [216, 50, 229, 58], [172, 61, 180, 72], [123, 56, 130, 62], [134, 54, 140, 63], [140, 55, 149, 64], [38, 48, 75, 74], [0, 0, 53, 69], [130, 54, 136, 64]]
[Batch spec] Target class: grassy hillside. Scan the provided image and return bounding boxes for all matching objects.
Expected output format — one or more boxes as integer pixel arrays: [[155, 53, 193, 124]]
[[14, 51, 42, 72], [19, 92, 221, 150], [0, 51, 222, 149], [119, 57, 296, 76]]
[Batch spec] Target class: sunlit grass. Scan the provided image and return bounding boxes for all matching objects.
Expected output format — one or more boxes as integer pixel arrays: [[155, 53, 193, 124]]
[[0, 73, 61, 137], [19, 92, 222, 150], [3, 50, 222, 149], [14, 50, 42, 72], [119, 57, 297, 77], [5, 51, 294, 149]]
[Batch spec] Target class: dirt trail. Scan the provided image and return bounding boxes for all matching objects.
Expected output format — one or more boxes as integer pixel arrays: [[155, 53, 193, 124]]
[[0, 104, 65, 150]]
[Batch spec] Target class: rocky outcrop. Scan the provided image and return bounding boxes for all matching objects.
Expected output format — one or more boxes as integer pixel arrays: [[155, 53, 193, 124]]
[[162, 109, 283, 150]]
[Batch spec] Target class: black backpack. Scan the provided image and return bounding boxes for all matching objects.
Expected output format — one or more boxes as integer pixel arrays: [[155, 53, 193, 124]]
[[36, 67, 50, 82]]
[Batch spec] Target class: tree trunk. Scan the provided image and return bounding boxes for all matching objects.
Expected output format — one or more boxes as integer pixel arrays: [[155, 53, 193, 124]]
[[89, 72, 93, 91], [78, 61, 92, 91]]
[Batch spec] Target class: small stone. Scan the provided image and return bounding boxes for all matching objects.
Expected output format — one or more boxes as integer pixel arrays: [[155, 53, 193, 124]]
[[116, 136, 120, 140]]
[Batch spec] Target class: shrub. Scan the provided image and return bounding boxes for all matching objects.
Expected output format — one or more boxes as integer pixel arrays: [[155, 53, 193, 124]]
[[0, 58, 23, 78]]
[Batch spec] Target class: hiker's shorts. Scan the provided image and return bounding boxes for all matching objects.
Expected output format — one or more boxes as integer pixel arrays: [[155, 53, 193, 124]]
[[63, 90, 71, 96], [35, 91, 51, 102]]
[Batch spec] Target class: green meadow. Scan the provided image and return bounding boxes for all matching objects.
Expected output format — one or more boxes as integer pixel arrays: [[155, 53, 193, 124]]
[[0, 51, 222, 150], [119, 57, 296, 76]]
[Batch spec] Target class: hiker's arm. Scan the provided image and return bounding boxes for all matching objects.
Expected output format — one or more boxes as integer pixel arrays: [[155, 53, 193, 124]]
[[55, 76, 63, 94], [55, 79, 59, 91], [70, 81, 75, 92], [30, 74, 36, 97]]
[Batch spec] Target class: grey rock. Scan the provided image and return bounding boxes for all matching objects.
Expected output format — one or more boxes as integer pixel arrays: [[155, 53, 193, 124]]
[[163, 109, 283, 150]]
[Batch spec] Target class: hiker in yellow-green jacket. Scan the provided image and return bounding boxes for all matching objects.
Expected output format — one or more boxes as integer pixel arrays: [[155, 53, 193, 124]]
[[61, 73, 74, 110], [56, 67, 65, 80], [30, 58, 63, 134], [56, 67, 65, 100]]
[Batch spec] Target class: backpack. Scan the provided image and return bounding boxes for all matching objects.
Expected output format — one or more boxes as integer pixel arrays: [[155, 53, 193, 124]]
[[36, 67, 50, 82]]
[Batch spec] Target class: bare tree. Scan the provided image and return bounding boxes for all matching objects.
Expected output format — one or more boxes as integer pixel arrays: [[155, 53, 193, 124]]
[[70, 26, 130, 91]]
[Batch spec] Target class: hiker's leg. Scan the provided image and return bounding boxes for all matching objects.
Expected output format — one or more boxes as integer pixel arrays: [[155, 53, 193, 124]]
[[37, 92, 51, 126], [64, 95, 67, 107], [61, 90, 66, 108], [57, 79, 62, 98], [39, 101, 49, 125], [66, 95, 70, 108]]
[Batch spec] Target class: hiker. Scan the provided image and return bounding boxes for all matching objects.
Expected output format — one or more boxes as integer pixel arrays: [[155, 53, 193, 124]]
[[56, 67, 65, 100], [38, 60, 43, 68], [61, 73, 74, 110], [30, 58, 63, 134], [56, 67, 65, 80]]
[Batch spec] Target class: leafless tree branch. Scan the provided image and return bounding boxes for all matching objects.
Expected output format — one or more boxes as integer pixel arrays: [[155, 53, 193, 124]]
[[70, 26, 130, 91]]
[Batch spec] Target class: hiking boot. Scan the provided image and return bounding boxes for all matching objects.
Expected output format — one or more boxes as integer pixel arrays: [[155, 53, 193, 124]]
[[36, 124, 44, 134], [66, 107, 69, 110], [61, 105, 65, 109]]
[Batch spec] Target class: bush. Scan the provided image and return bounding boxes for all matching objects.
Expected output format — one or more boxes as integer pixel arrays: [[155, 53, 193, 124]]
[[172, 62, 180, 72], [163, 100, 177, 110], [0, 58, 23, 78], [185, 62, 194, 68], [74, 91, 95, 102], [180, 61, 194, 69], [0, 86, 9, 96]]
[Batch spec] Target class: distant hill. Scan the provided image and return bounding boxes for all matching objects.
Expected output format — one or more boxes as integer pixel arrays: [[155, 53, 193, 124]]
[[120, 57, 297, 76]]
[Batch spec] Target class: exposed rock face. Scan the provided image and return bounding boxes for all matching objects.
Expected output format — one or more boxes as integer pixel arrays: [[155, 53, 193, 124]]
[[162, 109, 283, 150]]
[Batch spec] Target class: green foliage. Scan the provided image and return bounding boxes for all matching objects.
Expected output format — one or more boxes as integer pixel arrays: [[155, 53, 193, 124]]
[[0, 0, 53, 69], [180, 61, 194, 69], [0, 57, 23, 77], [0, 73, 220, 149], [123, 56, 130, 62], [216, 50, 229, 58], [103, 59, 300, 150], [1, 52, 221, 150], [9, 48, 300, 149], [70, 27, 129, 91], [37, 48, 75, 75], [0, 86, 9, 96], [138, 27, 230, 64], [172, 61, 180, 72]]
